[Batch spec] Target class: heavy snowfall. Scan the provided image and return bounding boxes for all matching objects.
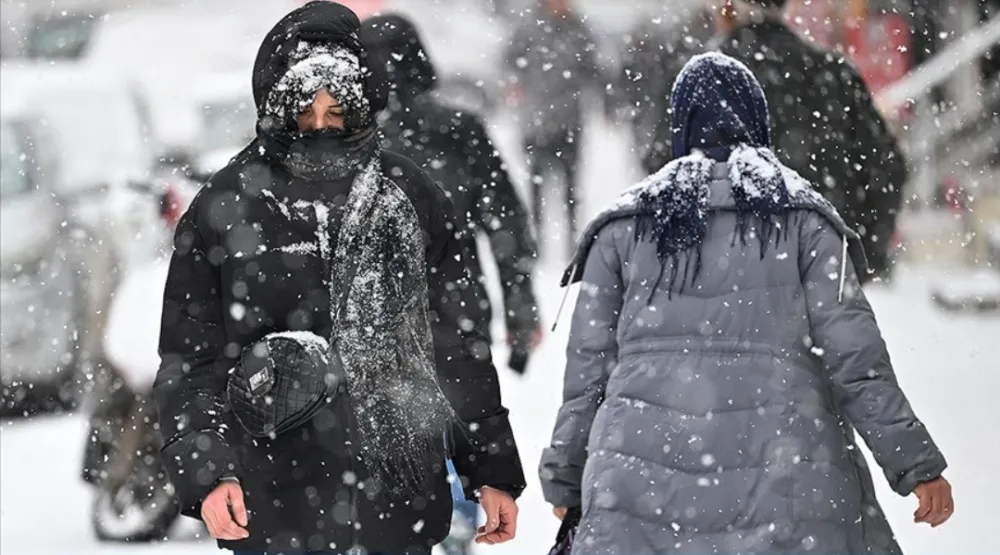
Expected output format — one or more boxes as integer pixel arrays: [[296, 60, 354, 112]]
[[1, 0, 999, 554]]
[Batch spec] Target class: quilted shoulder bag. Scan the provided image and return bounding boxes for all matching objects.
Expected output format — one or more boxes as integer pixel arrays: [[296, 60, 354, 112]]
[[226, 251, 359, 438]]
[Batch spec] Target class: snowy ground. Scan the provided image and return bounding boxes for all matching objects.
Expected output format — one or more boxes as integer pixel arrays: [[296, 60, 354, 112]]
[[2, 114, 999, 554]]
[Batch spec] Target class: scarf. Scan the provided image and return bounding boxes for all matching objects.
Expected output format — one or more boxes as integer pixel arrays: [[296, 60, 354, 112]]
[[330, 157, 458, 497]]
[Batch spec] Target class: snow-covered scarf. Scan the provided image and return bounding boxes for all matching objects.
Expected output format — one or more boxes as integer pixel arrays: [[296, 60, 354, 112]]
[[328, 157, 458, 498], [633, 144, 825, 295], [556, 144, 867, 312]]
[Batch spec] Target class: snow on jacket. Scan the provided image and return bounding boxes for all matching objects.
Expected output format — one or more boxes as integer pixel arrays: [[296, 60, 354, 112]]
[[363, 13, 540, 363], [539, 155, 946, 553], [154, 3, 523, 554], [716, 18, 907, 280]]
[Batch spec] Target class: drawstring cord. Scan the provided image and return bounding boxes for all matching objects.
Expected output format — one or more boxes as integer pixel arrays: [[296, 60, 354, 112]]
[[551, 263, 577, 332], [838, 235, 848, 303]]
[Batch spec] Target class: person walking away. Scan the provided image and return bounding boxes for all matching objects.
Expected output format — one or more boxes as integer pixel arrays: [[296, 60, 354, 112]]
[[361, 13, 542, 553], [153, 3, 524, 554], [504, 0, 602, 259], [539, 52, 952, 554], [713, 0, 907, 283], [619, 6, 714, 176], [363, 13, 543, 378]]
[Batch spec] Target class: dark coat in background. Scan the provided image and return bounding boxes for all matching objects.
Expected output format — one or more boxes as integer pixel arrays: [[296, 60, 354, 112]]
[[716, 18, 908, 280], [619, 9, 715, 175], [153, 3, 524, 554], [362, 14, 540, 372], [503, 6, 601, 144]]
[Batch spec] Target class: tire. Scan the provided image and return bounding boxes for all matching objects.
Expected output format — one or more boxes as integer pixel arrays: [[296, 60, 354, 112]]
[[91, 475, 180, 542]]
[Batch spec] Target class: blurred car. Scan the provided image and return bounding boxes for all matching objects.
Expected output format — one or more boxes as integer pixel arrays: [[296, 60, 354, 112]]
[[186, 73, 256, 181], [0, 92, 102, 415], [0, 61, 160, 415]]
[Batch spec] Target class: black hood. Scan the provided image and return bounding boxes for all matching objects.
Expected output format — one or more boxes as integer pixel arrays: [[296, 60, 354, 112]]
[[360, 13, 437, 100], [252, 1, 389, 122]]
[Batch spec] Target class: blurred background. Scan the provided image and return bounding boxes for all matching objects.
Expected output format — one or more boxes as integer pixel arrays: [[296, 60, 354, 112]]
[[0, 0, 998, 553]]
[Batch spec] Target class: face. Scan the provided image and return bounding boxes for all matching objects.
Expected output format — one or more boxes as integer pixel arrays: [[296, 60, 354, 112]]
[[296, 88, 346, 132]]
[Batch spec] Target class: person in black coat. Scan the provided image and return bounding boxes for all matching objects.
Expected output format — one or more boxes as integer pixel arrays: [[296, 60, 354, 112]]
[[713, 0, 908, 281], [361, 13, 542, 375], [152, 3, 524, 554], [618, 7, 715, 176], [504, 0, 602, 258]]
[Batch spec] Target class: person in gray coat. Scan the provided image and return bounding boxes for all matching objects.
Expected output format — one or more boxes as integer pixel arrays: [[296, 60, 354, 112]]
[[539, 52, 953, 554]]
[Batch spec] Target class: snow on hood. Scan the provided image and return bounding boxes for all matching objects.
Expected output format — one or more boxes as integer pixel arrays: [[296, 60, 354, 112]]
[[251, 1, 388, 125]]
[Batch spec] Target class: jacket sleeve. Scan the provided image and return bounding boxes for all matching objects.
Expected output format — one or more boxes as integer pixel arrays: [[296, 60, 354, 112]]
[[841, 61, 908, 278], [539, 225, 623, 508], [464, 115, 540, 344], [798, 213, 945, 495], [153, 194, 241, 519], [416, 169, 527, 500]]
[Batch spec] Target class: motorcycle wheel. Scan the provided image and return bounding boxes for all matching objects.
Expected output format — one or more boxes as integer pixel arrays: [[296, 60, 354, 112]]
[[91, 470, 180, 542]]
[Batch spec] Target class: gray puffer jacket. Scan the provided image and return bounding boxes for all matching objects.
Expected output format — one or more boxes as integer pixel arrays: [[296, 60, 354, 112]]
[[539, 162, 946, 554]]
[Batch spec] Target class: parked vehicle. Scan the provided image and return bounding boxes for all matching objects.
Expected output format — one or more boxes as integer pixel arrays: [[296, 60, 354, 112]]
[[187, 73, 256, 181], [0, 95, 101, 415], [82, 177, 199, 542], [0, 61, 155, 416]]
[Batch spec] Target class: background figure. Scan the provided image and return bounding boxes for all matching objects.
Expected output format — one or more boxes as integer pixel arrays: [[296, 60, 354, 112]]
[[504, 0, 601, 258], [714, 0, 908, 282], [364, 13, 542, 379], [618, 5, 715, 175], [363, 13, 543, 553]]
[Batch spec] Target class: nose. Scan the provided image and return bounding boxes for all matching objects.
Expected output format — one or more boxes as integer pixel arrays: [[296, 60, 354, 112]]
[[301, 112, 325, 132]]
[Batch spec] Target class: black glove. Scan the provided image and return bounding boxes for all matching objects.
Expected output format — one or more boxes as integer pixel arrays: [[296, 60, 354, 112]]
[[507, 345, 530, 375], [548, 506, 582, 555]]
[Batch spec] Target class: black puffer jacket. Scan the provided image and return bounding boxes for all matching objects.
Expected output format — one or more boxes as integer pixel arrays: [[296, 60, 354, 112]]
[[717, 19, 908, 279], [153, 3, 524, 554], [362, 14, 540, 372]]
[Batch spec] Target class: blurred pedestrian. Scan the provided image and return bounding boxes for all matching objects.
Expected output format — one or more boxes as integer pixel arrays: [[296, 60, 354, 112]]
[[363, 12, 543, 378], [540, 52, 951, 554], [504, 0, 602, 258], [153, 3, 524, 554], [618, 6, 714, 175], [714, 0, 908, 282]]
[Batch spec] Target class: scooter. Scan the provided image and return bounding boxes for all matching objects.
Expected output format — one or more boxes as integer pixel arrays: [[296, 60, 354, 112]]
[[81, 176, 198, 542]]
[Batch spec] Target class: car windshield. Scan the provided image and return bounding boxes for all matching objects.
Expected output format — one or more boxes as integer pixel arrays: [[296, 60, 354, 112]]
[[0, 123, 31, 199], [201, 99, 254, 152], [25, 15, 99, 60]]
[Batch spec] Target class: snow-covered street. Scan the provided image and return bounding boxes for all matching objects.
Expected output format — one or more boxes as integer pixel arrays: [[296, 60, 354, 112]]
[[2, 115, 999, 554]]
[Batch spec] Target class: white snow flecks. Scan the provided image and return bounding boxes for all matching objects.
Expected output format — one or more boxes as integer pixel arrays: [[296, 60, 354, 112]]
[[265, 42, 369, 124], [672, 51, 756, 96], [266, 330, 331, 364]]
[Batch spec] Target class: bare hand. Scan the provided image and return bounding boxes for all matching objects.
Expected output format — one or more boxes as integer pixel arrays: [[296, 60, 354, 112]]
[[507, 327, 544, 352], [913, 476, 953, 528], [475, 486, 518, 545], [553, 506, 568, 521], [201, 481, 249, 540]]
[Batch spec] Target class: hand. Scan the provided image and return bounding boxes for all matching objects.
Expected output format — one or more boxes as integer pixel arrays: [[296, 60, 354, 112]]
[[912, 476, 954, 528], [507, 327, 544, 352], [475, 486, 518, 545], [553, 506, 568, 521], [201, 481, 249, 540]]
